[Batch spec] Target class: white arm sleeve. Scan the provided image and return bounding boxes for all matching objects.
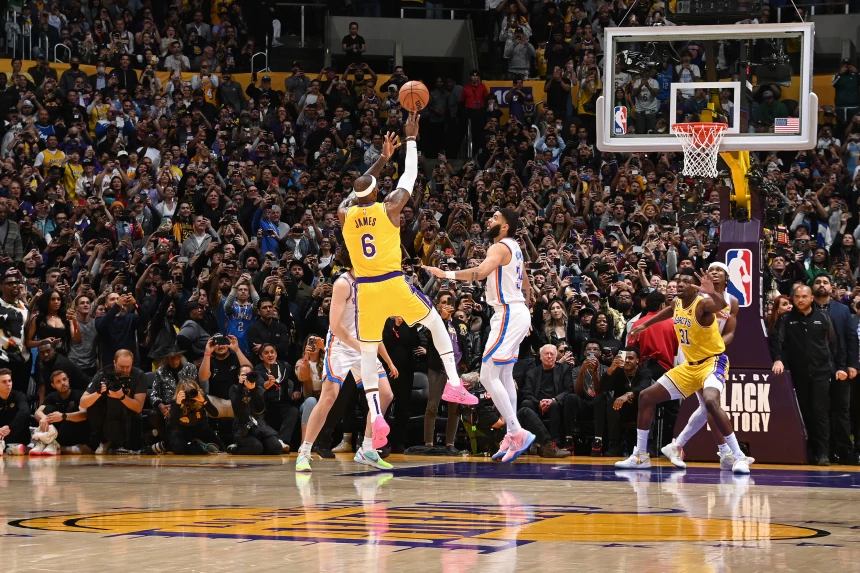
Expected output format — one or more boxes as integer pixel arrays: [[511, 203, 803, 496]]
[[398, 140, 418, 196]]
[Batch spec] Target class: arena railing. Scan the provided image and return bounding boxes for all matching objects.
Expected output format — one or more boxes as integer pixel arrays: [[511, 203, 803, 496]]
[[399, 5, 486, 19], [275, 2, 331, 48], [251, 50, 269, 74], [776, 1, 851, 19], [54, 43, 71, 64]]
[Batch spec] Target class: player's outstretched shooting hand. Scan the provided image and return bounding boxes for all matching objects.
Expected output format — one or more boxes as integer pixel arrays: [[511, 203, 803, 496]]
[[404, 112, 419, 138]]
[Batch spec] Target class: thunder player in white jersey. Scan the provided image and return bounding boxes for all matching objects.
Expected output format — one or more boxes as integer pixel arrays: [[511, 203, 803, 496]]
[[296, 249, 399, 472], [662, 262, 755, 471], [424, 209, 536, 462]]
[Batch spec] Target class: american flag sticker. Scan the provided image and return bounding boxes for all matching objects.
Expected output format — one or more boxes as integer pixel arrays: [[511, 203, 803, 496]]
[[775, 117, 800, 133]]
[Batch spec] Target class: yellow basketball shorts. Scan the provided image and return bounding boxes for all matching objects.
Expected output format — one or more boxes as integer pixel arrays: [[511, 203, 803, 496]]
[[660, 354, 730, 400], [355, 271, 433, 343]]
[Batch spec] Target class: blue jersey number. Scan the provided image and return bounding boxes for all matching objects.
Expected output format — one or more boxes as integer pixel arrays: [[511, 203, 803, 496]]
[[361, 234, 376, 258], [679, 328, 690, 345], [515, 264, 523, 290]]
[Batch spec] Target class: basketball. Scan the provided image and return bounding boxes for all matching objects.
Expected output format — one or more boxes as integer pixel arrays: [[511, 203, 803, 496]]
[[399, 81, 430, 112]]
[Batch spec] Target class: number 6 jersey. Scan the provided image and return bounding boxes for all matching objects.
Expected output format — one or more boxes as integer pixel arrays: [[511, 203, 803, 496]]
[[343, 202, 402, 278]]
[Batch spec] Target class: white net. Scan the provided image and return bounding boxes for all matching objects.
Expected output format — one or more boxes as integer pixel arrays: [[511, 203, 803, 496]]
[[672, 123, 728, 178]]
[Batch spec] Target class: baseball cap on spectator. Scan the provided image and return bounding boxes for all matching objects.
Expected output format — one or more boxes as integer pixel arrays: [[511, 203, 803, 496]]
[[22, 100, 33, 108], [182, 300, 202, 315], [262, 75, 271, 82], [762, 90, 774, 99], [117, 150, 129, 157], [843, 58, 853, 65], [579, 304, 597, 317]]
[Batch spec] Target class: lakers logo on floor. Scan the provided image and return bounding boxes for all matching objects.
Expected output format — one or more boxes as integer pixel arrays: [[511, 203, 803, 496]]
[[10, 502, 825, 552]]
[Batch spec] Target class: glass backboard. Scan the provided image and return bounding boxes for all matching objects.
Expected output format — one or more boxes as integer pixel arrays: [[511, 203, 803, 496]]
[[597, 22, 816, 152]]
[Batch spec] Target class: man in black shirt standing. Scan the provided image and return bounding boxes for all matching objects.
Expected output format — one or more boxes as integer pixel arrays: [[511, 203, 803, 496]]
[[0, 368, 29, 453], [247, 298, 291, 362], [811, 275, 860, 464], [771, 285, 848, 465], [544, 65, 572, 120], [80, 349, 148, 454], [601, 347, 653, 457], [34, 370, 90, 455]]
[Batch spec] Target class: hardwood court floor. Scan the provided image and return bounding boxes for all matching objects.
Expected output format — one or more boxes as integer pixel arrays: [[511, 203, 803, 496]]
[[2, 454, 860, 573]]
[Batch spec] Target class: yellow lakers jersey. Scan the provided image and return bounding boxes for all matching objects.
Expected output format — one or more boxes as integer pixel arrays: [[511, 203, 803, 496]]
[[343, 202, 401, 278], [64, 162, 83, 201], [40, 148, 66, 174], [673, 296, 726, 362], [89, 104, 111, 133], [200, 77, 217, 105]]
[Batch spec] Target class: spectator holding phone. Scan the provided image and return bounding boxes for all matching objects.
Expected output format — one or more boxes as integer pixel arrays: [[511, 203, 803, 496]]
[[95, 289, 148, 367], [601, 347, 653, 456]]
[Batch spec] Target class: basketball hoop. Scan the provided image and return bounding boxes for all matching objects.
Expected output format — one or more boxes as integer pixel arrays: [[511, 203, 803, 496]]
[[672, 122, 729, 178]]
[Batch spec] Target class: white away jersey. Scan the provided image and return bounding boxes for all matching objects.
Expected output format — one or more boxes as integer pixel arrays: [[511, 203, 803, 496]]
[[486, 237, 525, 307]]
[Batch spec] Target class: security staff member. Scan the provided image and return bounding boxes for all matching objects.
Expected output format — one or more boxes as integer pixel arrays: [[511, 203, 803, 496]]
[[771, 285, 847, 466], [812, 275, 860, 465]]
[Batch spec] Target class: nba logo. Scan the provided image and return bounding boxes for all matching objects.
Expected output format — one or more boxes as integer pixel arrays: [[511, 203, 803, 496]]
[[725, 249, 753, 307], [614, 106, 627, 135]]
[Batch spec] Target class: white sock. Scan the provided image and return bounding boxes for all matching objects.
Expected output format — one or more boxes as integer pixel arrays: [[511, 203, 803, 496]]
[[718, 443, 731, 456], [362, 437, 374, 453], [420, 311, 460, 386], [481, 362, 521, 433], [636, 429, 649, 454], [365, 390, 382, 423], [360, 347, 382, 423], [299, 441, 312, 455], [440, 352, 461, 387], [724, 433, 744, 459]]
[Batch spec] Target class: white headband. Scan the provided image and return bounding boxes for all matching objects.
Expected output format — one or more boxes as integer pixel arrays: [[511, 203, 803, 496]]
[[354, 175, 377, 198], [708, 262, 730, 275]]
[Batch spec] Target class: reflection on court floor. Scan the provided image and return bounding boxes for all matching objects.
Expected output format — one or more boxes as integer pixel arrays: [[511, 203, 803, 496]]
[[1, 456, 859, 572]]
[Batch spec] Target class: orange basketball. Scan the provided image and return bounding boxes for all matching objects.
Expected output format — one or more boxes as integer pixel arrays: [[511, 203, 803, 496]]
[[399, 81, 430, 113]]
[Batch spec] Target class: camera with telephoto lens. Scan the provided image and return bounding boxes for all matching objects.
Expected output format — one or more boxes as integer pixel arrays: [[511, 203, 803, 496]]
[[107, 374, 131, 393], [183, 388, 199, 404]]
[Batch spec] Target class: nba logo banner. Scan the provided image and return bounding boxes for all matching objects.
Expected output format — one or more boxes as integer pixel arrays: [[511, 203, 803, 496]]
[[614, 106, 627, 135], [725, 249, 753, 307]]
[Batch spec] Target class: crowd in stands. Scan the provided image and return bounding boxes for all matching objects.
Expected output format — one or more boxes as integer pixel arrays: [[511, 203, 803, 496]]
[[0, 0, 857, 465]]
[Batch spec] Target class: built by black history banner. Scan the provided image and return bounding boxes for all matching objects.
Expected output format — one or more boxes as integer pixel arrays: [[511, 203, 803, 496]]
[[674, 370, 807, 464]]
